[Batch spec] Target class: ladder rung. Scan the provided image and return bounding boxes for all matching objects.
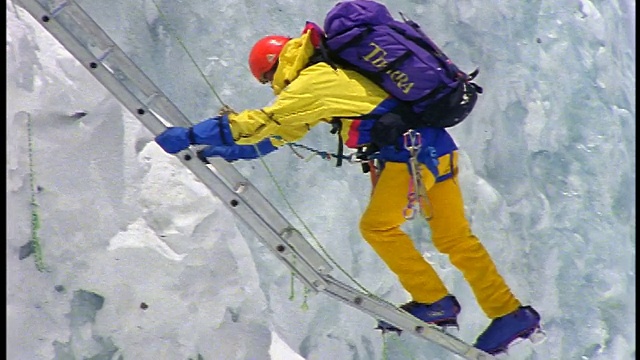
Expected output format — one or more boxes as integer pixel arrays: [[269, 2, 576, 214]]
[[50, 1, 69, 17], [95, 46, 113, 62]]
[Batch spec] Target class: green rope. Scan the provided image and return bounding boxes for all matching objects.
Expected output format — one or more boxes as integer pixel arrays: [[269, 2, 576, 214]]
[[382, 334, 389, 360], [27, 113, 45, 272], [287, 265, 310, 310], [150, 0, 227, 109], [301, 286, 310, 311], [382, 332, 417, 360], [94, 7, 445, 359], [253, 144, 372, 293], [289, 271, 296, 300], [134, 11, 424, 360], [150, 1, 398, 312]]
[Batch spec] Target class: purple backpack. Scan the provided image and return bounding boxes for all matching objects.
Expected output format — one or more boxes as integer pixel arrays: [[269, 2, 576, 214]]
[[322, 0, 482, 128]]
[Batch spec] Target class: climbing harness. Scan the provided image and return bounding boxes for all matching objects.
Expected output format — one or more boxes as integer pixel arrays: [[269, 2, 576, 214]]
[[367, 159, 380, 192]]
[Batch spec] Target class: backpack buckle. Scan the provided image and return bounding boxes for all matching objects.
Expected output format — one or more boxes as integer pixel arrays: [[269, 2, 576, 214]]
[[468, 68, 480, 81]]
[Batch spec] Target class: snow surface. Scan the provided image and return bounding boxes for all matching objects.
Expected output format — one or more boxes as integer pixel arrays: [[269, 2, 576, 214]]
[[6, 0, 635, 359]]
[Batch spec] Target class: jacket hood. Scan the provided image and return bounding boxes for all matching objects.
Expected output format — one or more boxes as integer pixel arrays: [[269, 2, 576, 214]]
[[271, 31, 317, 95]]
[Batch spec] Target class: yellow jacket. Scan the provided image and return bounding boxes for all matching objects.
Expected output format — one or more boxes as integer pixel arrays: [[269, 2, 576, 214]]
[[227, 29, 458, 170], [227, 31, 398, 148]]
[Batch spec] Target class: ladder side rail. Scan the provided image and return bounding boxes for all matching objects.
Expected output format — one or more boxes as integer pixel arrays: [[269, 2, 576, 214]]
[[15, 0, 330, 292], [50, 1, 188, 128]]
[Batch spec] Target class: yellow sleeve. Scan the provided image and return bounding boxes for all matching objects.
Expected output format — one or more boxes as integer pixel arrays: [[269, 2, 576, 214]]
[[227, 63, 389, 145]]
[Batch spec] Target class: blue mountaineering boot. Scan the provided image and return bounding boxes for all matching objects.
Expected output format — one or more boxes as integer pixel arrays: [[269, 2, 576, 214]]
[[473, 305, 545, 355], [377, 295, 461, 333]]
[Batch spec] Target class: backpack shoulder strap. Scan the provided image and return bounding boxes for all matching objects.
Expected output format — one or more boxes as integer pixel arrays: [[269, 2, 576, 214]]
[[307, 40, 339, 70]]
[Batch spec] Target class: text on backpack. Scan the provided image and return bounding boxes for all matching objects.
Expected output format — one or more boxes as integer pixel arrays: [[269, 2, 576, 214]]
[[362, 42, 415, 94]]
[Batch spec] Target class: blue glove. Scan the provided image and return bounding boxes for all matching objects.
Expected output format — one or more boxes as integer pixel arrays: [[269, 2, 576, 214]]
[[190, 115, 235, 146], [155, 115, 235, 154], [155, 127, 192, 154], [198, 138, 278, 163]]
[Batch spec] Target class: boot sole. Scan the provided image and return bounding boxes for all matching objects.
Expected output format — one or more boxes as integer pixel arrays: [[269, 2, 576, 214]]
[[486, 325, 546, 355]]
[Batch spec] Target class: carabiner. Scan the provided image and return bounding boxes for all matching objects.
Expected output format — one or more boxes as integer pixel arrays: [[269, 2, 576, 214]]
[[403, 129, 422, 152]]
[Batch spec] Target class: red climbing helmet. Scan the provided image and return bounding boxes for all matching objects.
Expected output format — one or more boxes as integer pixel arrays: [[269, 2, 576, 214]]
[[248, 35, 290, 83]]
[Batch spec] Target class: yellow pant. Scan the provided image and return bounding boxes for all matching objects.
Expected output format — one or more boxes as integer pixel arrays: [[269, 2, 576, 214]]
[[359, 152, 521, 319]]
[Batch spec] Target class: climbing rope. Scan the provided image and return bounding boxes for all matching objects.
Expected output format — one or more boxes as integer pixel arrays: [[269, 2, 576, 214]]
[[150, 0, 228, 114], [151, 1, 389, 304], [147, 7, 433, 359], [252, 143, 374, 294], [26, 112, 46, 272], [287, 142, 357, 163]]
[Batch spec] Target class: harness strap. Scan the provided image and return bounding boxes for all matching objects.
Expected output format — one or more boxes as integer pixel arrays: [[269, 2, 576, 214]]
[[330, 120, 345, 167], [286, 142, 354, 163], [368, 159, 380, 194]]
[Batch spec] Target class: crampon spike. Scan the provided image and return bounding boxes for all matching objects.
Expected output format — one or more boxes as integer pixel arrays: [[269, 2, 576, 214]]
[[528, 327, 547, 345], [490, 325, 547, 355], [376, 326, 403, 335]]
